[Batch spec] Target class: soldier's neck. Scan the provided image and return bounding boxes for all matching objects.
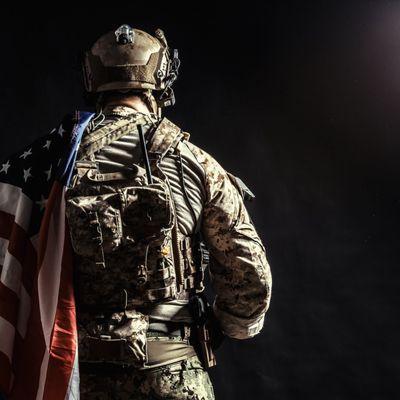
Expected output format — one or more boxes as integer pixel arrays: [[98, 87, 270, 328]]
[[103, 96, 151, 115]]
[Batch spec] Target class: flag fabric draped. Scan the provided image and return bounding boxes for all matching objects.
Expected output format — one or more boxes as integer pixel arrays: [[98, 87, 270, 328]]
[[0, 111, 94, 400]]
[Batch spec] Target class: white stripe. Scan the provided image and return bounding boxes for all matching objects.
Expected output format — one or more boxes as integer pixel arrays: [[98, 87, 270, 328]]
[[36, 189, 66, 399], [0, 238, 7, 266], [0, 237, 32, 338], [0, 316, 15, 364], [0, 182, 33, 231], [36, 349, 50, 400], [65, 346, 80, 400], [38, 191, 65, 348], [0, 238, 22, 294]]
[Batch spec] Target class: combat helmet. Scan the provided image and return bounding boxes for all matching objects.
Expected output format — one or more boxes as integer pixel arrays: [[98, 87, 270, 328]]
[[82, 24, 180, 109]]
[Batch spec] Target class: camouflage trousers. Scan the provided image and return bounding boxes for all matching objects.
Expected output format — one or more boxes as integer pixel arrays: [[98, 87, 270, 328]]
[[79, 355, 215, 400]]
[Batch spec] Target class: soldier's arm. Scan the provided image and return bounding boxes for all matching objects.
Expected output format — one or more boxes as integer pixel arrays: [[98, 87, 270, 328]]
[[187, 143, 272, 340]]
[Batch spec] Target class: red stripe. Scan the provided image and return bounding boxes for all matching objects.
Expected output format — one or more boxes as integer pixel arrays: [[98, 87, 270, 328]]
[[0, 352, 12, 394], [10, 276, 46, 399], [0, 211, 38, 396], [0, 210, 37, 296], [9, 183, 64, 399], [37, 182, 63, 267], [43, 228, 76, 400], [0, 281, 19, 327]]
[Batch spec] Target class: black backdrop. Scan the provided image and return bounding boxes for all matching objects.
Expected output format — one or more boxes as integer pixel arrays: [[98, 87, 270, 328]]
[[0, 2, 399, 399]]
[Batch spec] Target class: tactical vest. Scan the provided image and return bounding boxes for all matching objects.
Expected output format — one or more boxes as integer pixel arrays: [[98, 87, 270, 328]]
[[65, 114, 206, 313]]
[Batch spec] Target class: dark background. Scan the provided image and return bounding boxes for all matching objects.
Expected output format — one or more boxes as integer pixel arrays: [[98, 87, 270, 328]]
[[1, 2, 399, 399]]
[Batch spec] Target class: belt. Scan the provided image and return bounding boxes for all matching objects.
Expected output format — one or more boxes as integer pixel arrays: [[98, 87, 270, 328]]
[[146, 300, 193, 324], [148, 321, 189, 337], [78, 300, 193, 323], [80, 338, 197, 372]]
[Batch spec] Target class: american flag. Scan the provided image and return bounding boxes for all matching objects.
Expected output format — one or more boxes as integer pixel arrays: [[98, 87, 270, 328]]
[[0, 111, 93, 400]]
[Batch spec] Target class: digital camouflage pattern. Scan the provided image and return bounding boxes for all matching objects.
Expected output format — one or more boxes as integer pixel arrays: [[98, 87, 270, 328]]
[[65, 162, 178, 308], [80, 355, 215, 400], [66, 105, 271, 398], [78, 310, 149, 366], [186, 143, 272, 339]]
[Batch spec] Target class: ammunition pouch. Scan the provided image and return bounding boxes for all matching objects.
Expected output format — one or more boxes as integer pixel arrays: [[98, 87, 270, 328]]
[[79, 305, 197, 370], [66, 171, 174, 257], [81, 310, 148, 366]]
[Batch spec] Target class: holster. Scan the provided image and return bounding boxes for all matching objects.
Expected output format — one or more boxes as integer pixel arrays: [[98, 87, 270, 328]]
[[189, 295, 217, 369]]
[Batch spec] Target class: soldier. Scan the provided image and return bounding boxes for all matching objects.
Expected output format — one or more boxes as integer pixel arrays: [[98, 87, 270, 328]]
[[65, 24, 273, 400], [0, 25, 271, 400]]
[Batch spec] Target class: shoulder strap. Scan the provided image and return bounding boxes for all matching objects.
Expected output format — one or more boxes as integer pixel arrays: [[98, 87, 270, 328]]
[[77, 115, 186, 162], [77, 114, 151, 159], [147, 118, 187, 160]]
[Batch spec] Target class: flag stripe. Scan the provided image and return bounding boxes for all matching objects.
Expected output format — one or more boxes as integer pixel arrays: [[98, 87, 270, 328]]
[[0, 210, 38, 296], [65, 346, 79, 400], [0, 182, 33, 231], [0, 111, 94, 399], [36, 182, 67, 399], [10, 276, 47, 399], [0, 352, 12, 394], [43, 223, 77, 400], [0, 281, 18, 326], [38, 182, 65, 347], [0, 238, 23, 295], [17, 284, 31, 338], [0, 315, 15, 363]]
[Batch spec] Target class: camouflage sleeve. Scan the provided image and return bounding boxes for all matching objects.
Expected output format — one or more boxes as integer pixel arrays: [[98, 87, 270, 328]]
[[186, 142, 272, 340]]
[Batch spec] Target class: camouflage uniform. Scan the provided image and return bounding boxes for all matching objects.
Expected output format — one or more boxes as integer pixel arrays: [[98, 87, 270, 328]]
[[80, 355, 214, 400], [69, 24, 272, 399], [187, 143, 271, 340], [66, 105, 271, 399]]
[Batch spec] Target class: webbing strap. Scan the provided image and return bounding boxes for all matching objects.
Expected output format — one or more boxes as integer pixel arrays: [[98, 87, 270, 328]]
[[77, 116, 185, 164], [79, 339, 197, 372], [77, 114, 150, 159], [145, 285, 177, 302], [144, 339, 197, 369], [146, 301, 193, 323], [147, 118, 185, 160]]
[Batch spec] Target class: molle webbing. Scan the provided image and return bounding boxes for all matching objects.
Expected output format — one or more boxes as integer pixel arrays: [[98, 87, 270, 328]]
[[146, 301, 193, 323], [79, 339, 197, 371], [147, 118, 187, 159], [78, 116, 186, 164], [144, 339, 197, 369], [77, 114, 151, 159], [70, 115, 201, 307]]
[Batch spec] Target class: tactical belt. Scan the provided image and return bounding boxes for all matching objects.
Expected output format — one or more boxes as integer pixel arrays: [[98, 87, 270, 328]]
[[80, 338, 197, 372], [146, 300, 193, 323], [78, 300, 193, 324]]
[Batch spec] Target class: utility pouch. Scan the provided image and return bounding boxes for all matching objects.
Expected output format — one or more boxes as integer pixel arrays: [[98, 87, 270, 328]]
[[84, 310, 149, 367], [113, 310, 148, 364], [65, 196, 123, 257], [122, 182, 174, 245]]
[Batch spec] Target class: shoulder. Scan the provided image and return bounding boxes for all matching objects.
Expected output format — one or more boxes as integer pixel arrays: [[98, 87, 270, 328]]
[[184, 142, 225, 177], [184, 141, 255, 202], [182, 141, 238, 206], [163, 120, 253, 202]]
